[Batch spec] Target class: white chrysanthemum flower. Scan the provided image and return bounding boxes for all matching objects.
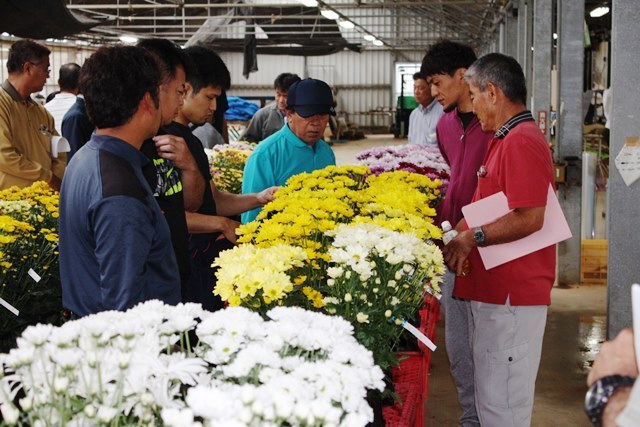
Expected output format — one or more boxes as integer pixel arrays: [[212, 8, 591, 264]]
[[2, 303, 383, 427], [326, 266, 344, 278], [161, 407, 196, 427], [82, 404, 96, 418], [53, 377, 69, 393], [19, 324, 53, 347], [356, 313, 370, 323], [0, 403, 20, 425], [96, 405, 117, 423], [5, 347, 35, 368]]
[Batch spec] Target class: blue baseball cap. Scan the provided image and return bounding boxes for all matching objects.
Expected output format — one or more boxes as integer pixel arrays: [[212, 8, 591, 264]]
[[286, 78, 336, 117]]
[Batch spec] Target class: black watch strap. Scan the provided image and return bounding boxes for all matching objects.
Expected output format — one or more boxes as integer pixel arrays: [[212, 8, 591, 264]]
[[585, 374, 636, 426]]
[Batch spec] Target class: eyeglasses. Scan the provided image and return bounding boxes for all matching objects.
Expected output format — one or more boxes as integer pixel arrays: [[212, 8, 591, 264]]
[[28, 61, 51, 76]]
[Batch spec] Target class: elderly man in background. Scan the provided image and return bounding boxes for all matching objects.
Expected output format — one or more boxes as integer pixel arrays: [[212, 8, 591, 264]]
[[241, 72, 301, 143], [241, 77, 336, 223], [407, 71, 444, 146], [444, 53, 556, 427], [0, 39, 66, 191], [45, 62, 81, 135]]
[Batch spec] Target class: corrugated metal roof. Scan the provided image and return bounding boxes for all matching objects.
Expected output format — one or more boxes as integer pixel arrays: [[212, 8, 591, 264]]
[[64, 0, 508, 54]]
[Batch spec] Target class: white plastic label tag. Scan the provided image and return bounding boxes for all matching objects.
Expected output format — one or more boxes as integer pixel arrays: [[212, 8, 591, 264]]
[[400, 319, 437, 352], [28, 268, 41, 282], [0, 297, 19, 316]]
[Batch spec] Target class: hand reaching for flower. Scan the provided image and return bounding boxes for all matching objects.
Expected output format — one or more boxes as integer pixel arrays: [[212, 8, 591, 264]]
[[256, 186, 278, 205], [214, 216, 240, 244], [185, 212, 240, 244]]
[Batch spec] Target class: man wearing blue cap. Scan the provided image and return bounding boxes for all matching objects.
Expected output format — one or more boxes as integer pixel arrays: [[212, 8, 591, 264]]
[[241, 78, 336, 223]]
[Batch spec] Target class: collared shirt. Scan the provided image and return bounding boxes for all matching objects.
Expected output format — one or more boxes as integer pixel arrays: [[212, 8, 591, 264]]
[[241, 123, 336, 223], [408, 99, 444, 146], [453, 119, 555, 306], [45, 92, 77, 135], [0, 80, 66, 189], [494, 110, 535, 139], [59, 133, 180, 317]]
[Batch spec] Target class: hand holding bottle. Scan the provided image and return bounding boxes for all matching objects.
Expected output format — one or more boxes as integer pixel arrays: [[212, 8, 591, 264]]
[[441, 221, 472, 276]]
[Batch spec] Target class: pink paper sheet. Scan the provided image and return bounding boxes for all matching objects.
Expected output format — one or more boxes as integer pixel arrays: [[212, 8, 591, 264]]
[[461, 184, 572, 269]]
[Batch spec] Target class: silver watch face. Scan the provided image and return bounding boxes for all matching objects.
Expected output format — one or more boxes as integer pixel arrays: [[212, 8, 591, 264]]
[[474, 229, 485, 243], [585, 383, 602, 412], [584, 375, 636, 424]]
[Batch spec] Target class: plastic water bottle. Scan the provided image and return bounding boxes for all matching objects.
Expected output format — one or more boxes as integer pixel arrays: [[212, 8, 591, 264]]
[[441, 221, 458, 245], [441, 221, 472, 276]]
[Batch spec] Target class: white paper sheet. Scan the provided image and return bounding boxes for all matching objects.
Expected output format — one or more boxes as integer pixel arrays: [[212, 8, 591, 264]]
[[614, 136, 640, 187]]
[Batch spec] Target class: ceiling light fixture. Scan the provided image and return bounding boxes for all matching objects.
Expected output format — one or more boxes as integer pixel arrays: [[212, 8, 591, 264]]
[[373, 39, 383, 46], [363, 34, 375, 41], [119, 35, 138, 44], [320, 9, 340, 21], [589, 6, 609, 18], [338, 19, 355, 29], [299, 0, 318, 7]]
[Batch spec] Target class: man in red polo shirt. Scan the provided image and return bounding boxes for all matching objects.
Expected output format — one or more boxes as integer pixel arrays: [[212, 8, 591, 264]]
[[443, 53, 555, 426]]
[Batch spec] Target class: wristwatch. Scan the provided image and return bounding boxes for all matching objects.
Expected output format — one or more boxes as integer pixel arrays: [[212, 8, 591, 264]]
[[585, 375, 635, 426], [473, 227, 486, 247]]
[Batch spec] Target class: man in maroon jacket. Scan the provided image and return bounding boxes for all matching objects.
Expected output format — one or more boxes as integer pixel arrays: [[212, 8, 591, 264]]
[[421, 40, 493, 427]]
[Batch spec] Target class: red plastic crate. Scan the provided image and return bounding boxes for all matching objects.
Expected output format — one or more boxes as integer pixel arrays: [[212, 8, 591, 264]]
[[382, 353, 424, 427], [383, 294, 441, 427]]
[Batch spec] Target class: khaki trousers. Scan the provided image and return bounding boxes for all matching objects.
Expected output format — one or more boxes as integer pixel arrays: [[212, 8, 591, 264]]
[[471, 298, 547, 427]]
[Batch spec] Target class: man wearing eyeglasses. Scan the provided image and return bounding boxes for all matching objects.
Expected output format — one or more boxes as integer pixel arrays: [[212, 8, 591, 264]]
[[0, 39, 66, 191], [241, 78, 336, 223]]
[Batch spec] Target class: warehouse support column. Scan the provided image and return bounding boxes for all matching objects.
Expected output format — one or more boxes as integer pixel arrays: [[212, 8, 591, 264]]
[[556, 0, 583, 286], [532, 0, 552, 142], [516, 0, 534, 92], [607, 0, 640, 337], [504, 4, 518, 58]]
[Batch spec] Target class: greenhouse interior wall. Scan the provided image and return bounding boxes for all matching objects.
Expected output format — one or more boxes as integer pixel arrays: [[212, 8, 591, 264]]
[[221, 49, 428, 132]]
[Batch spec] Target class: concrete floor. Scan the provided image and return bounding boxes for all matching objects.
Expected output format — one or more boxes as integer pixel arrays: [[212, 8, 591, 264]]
[[425, 285, 606, 427], [332, 135, 608, 427]]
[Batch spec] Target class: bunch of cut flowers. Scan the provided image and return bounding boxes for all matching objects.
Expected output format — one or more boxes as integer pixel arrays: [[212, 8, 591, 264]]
[[237, 165, 443, 274], [204, 141, 255, 194], [0, 182, 62, 352], [0, 300, 384, 426], [215, 165, 446, 370], [215, 222, 444, 370], [356, 144, 450, 196]]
